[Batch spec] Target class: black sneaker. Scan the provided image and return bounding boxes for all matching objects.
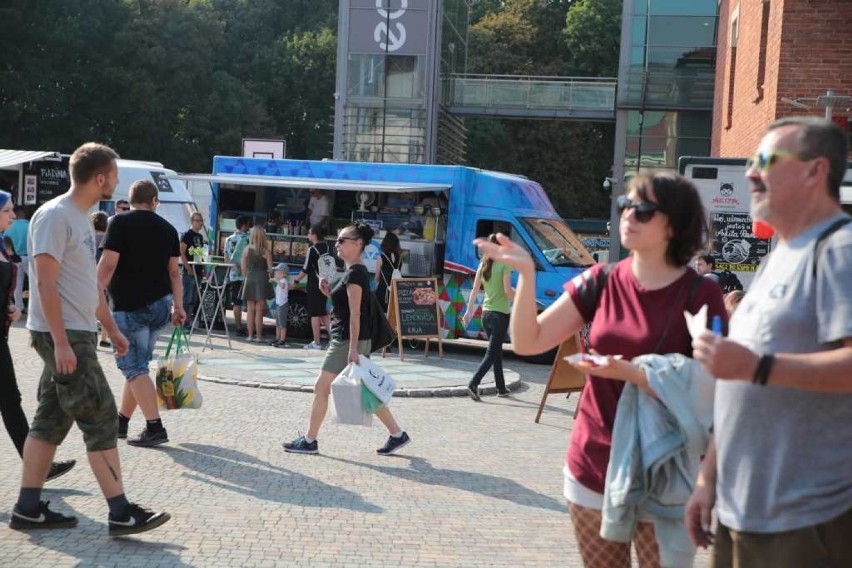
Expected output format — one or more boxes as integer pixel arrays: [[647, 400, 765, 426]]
[[283, 435, 318, 455], [46, 460, 77, 482], [466, 386, 481, 401], [117, 418, 128, 439], [127, 428, 169, 448], [10, 501, 78, 530], [108, 503, 171, 537], [377, 432, 411, 456], [497, 390, 511, 398]]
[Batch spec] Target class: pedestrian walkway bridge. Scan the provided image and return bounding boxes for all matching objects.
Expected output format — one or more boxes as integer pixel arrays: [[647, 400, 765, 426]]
[[443, 74, 616, 120]]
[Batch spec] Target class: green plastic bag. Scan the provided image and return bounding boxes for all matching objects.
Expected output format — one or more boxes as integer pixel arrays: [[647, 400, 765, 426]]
[[361, 382, 383, 414]]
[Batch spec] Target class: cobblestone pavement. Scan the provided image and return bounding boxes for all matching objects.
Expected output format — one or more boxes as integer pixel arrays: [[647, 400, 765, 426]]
[[0, 323, 709, 567]]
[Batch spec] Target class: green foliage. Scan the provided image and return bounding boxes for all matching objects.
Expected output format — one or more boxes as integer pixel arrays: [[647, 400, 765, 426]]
[[564, 0, 622, 76], [464, 0, 618, 219], [0, 0, 338, 171]]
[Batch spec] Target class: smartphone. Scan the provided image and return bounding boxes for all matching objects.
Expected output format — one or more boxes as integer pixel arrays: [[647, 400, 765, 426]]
[[564, 353, 623, 365]]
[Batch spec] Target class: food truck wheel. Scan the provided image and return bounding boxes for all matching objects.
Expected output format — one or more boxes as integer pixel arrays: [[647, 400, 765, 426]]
[[287, 295, 311, 339]]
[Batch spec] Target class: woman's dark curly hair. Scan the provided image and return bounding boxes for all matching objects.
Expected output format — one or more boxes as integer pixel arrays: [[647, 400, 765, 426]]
[[628, 172, 709, 267], [349, 222, 375, 251]]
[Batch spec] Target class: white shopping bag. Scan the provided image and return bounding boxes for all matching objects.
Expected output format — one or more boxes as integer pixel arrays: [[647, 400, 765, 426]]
[[356, 355, 397, 405], [331, 365, 373, 426]]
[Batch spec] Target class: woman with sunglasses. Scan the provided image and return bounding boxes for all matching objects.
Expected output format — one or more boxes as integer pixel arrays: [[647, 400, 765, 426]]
[[476, 173, 726, 567], [0, 191, 76, 481], [284, 222, 410, 456]]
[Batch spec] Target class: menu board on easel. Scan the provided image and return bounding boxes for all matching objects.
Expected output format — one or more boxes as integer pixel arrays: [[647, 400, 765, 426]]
[[534, 334, 585, 423], [384, 278, 443, 361]]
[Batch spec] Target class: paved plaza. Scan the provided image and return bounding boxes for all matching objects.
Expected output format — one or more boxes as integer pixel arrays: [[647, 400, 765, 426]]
[[0, 321, 709, 567]]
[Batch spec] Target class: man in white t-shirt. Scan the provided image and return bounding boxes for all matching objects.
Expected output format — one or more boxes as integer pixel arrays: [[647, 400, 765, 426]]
[[307, 189, 329, 230], [689, 117, 852, 566]]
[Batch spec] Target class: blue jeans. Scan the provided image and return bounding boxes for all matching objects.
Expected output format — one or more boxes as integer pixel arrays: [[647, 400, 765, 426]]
[[182, 273, 200, 316], [113, 295, 173, 380], [469, 311, 509, 392]]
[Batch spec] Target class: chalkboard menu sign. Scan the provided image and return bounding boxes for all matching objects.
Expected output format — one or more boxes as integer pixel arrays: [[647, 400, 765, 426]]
[[23, 158, 71, 206], [711, 211, 771, 272], [385, 278, 443, 361]]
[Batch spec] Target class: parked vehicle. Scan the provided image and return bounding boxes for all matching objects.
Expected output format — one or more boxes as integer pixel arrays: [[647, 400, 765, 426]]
[[680, 156, 852, 289], [0, 149, 198, 235], [173, 158, 595, 359]]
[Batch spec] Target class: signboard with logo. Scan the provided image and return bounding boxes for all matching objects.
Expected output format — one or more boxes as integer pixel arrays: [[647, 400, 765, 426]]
[[680, 158, 775, 289], [384, 277, 443, 360], [22, 158, 71, 207], [348, 0, 431, 56]]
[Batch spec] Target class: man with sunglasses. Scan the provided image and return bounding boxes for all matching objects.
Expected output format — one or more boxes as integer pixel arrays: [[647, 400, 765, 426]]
[[690, 117, 852, 566]]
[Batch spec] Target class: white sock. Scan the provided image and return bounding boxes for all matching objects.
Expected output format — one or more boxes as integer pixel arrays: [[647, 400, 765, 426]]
[[391, 430, 404, 439], [304, 435, 315, 443]]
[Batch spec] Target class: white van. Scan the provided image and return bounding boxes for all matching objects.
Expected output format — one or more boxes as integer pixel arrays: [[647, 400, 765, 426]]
[[107, 159, 199, 236], [0, 150, 198, 236]]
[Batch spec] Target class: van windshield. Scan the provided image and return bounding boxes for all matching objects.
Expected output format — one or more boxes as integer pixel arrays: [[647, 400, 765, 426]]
[[520, 218, 595, 268]]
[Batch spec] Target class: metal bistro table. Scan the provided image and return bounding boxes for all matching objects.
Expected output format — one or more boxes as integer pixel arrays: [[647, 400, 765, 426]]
[[187, 260, 234, 351]]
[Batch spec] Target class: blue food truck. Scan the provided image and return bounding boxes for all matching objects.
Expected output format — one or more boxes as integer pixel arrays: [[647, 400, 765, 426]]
[[174, 158, 594, 352]]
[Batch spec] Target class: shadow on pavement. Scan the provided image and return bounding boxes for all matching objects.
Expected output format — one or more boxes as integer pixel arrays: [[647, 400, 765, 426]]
[[327, 455, 565, 513], [165, 443, 383, 514], [26, 531, 191, 566]]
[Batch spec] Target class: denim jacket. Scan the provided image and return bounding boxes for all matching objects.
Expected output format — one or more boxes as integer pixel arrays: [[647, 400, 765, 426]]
[[600, 354, 715, 568]]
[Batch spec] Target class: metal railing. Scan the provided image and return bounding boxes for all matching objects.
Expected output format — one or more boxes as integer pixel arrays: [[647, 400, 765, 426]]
[[443, 74, 617, 118]]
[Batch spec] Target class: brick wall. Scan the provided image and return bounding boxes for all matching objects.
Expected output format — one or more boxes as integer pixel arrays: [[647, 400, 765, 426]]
[[714, 0, 852, 157]]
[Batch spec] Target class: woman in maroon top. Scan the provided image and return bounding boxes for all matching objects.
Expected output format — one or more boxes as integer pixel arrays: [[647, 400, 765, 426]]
[[476, 173, 727, 567]]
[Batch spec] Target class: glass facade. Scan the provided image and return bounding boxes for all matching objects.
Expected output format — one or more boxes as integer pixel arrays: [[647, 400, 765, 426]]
[[340, 1, 469, 164], [618, 0, 717, 176]]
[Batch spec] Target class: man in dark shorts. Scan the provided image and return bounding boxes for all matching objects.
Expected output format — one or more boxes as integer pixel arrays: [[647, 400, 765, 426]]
[[9, 142, 170, 536], [224, 215, 250, 336], [292, 224, 330, 349], [98, 179, 184, 447]]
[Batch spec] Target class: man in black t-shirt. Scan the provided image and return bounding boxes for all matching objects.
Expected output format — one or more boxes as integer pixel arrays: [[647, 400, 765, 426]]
[[292, 224, 330, 349], [180, 213, 206, 326], [98, 180, 184, 448]]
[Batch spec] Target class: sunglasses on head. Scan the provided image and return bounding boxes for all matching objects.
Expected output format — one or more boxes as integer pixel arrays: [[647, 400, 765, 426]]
[[616, 195, 659, 223], [336, 236, 359, 245], [745, 150, 803, 172]]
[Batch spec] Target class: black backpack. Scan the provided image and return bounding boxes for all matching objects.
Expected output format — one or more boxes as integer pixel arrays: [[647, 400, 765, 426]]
[[715, 269, 743, 293], [367, 290, 396, 353]]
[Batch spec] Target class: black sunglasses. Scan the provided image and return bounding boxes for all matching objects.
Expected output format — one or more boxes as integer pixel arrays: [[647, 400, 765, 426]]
[[116, 206, 130, 212], [336, 236, 359, 245], [616, 195, 659, 223]]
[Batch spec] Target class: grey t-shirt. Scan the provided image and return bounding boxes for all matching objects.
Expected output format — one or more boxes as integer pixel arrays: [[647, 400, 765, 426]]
[[715, 214, 852, 533], [26, 195, 100, 333]]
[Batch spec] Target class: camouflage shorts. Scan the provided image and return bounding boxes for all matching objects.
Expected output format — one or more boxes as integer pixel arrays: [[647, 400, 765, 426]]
[[29, 330, 118, 452]]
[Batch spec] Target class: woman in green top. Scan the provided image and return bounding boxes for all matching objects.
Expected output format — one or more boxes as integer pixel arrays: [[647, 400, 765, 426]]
[[461, 234, 515, 400]]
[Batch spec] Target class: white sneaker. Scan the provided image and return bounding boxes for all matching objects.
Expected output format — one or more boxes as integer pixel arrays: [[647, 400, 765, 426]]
[[303, 342, 322, 350]]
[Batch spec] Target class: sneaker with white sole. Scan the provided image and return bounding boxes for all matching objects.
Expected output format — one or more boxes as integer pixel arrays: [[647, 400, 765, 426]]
[[303, 342, 323, 351], [108, 503, 171, 537], [283, 435, 319, 454], [377, 432, 411, 456], [10, 501, 78, 530], [46, 460, 77, 482], [127, 428, 169, 448]]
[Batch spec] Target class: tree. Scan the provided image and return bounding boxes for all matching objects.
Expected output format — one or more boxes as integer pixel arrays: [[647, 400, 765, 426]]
[[563, 0, 622, 77], [463, 0, 617, 218]]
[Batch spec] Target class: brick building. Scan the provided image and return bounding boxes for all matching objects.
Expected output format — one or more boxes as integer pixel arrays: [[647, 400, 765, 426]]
[[714, 0, 852, 156]]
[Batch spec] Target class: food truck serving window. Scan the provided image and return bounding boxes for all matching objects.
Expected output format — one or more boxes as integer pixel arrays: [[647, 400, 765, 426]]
[[520, 218, 595, 268]]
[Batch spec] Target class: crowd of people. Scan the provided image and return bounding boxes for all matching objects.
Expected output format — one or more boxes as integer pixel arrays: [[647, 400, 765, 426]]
[[2, 117, 850, 567]]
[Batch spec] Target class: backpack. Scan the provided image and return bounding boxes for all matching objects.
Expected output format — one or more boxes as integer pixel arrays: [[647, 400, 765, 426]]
[[812, 218, 851, 278], [381, 253, 402, 286], [312, 244, 338, 283], [227, 232, 249, 266], [715, 269, 743, 293], [367, 288, 396, 353]]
